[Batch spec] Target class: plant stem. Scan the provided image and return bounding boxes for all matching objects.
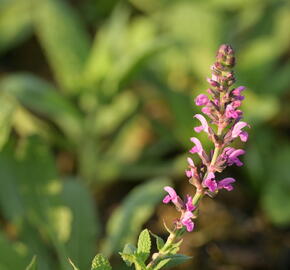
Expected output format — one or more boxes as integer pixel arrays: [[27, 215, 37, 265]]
[[146, 229, 180, 269]]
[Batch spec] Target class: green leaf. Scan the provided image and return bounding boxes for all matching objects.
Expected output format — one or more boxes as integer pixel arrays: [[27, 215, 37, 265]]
[[62, 179, 100, 270], [33, 0, 90, 93], [153, 254, 191, 270], [120, 243, 137, 266], [149, 232, 165, 251], [25, 256, 37, 270], [101, 177, 171, 256], [91, 254, 112, 270], [0, 92, 16, 151], [0, 0, 32, 54], [137, 229, 151, 262], [68, 258, 80, 270], [119, 252, 136, 267], [0, 232, 28, 269], [0, 73, 83, 142]]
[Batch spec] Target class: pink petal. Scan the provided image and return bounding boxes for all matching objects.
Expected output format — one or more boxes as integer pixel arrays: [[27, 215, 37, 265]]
[[218, 177, 235, 191], [185, 195, 196, 212], [164, 186, 177, 200], [163, 195, 171, 204], [187, 157, 195, 167], [194, 114, 209, 133], [232, 121, 248, 138], [190, 137, 203, 154]]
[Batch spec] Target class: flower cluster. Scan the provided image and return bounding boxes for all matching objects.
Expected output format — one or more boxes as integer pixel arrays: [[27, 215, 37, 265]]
[[163, 44, 249, 232]]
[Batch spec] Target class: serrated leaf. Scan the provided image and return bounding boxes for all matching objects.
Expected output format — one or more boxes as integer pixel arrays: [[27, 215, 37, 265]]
[[120, 244, 137, 266], [150, 232, 165, 251], [101, 178, 171, 256], [137, 229, 151, 262], [68, 258, 80, 270], [25, 256, 37, 270], [91, 254, 112, 270], [119, 252, 136, 267], [33, 0, 90, 93]]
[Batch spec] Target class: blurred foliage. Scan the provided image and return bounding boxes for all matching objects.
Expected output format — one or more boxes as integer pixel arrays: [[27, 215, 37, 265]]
[[0, 0, 290, 269]]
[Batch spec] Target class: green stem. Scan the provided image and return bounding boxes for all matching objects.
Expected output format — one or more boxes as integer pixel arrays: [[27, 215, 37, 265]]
[[146, 229, 181, 269]]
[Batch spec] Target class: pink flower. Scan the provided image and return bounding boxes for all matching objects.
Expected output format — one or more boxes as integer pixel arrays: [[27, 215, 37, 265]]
[[190, 137, 203, 155], [181, 211, 194, 232], [194, 114, 210, 134], [218, 177, 235, 191], [163, 187, 186, 211], [185, 195, 196, 212], [195, 94, 209, 106], [232, 86, 245, 100], [186, 158, 195, 178], [163, 186, 179, 204], [232, 121, 249, 142], [201, 106, 211, 115], [225, 104, 242, 119], [221, 147, 245, 166], [203, 172, 218, 192]]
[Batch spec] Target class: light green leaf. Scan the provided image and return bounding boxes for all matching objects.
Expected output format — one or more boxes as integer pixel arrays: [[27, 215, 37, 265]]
[[101, 177, 171, 256], [0, 93, 16, 151], [0, 73, 83, 142], [62, 180, 100, 270], [150, 232, 165, 251], [121, 244, 137, 266], [137, 229, 151, 262], [119, 252, 136, 267], [91, 254, 112, 270], [25, 256, 37, 270], [0, 0, 32, 54], [33, 0, 90, 93]]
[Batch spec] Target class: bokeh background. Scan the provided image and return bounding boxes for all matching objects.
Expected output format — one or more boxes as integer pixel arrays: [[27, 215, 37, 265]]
[[0, 0, 290, 269]]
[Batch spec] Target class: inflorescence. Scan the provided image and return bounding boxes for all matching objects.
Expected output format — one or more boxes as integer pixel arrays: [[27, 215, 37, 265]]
[[163, 44, 249, 232]]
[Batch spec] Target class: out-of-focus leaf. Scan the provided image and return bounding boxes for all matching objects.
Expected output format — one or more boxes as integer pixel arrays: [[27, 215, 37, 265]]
[[261, 144, 290, 225], [91, 254, 112, 270], [84, 6, 165, 100], [0, 0, 32, 54], [0, 232, 28, 270], [33, 0, 90, 93], [25, 256, 37, 270], [101, 177, 171, 256], [68, 259, 80, 270], [93, 91, 139, 136], [62, 180, 100, 270], [0, 93, 16, 150], [0, 74, 83, 142], [154, 254, 191, 270]]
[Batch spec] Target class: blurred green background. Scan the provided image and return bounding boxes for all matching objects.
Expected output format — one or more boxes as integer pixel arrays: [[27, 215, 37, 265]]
[[0, 0, 290, 269]]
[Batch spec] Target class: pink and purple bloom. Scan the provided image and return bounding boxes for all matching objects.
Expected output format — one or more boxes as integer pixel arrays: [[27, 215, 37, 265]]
[[162, 44, 249, 233]]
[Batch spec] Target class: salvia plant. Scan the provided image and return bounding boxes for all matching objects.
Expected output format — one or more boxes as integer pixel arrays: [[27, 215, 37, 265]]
[[25, 44, 249, 269]]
